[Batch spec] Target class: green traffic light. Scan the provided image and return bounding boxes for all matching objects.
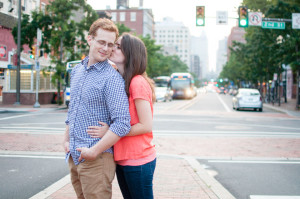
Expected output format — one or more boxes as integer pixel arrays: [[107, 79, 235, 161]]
[[30, 54, 35, 59], [196, 18, 204, 26], [239, 19, 247, 27]]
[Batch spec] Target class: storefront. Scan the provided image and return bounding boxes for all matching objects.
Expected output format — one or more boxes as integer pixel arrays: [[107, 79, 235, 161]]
[[2, 53, 56, 105]]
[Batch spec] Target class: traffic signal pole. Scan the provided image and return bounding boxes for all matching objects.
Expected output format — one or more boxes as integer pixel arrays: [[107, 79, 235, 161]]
[[33, 29, 41, 108]]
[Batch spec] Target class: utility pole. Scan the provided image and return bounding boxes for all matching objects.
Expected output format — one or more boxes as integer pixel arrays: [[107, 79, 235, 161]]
[[14, 0, 21, 105]]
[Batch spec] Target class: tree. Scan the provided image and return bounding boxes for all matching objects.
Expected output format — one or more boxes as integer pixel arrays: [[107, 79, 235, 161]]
[[12, 0, 98, 104]]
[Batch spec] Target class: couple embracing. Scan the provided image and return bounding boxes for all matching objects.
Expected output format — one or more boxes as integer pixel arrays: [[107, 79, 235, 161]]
[[63, 18, 156, 199]]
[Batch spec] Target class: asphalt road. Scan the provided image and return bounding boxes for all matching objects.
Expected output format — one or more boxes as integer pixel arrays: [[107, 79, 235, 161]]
[[0, 156, 68, 199], [198, 159, 300, 199]]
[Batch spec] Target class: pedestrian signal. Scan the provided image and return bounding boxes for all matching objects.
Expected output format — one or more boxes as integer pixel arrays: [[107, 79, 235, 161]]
[[196, 6, 205, 26], [238, 6, 248, 28]]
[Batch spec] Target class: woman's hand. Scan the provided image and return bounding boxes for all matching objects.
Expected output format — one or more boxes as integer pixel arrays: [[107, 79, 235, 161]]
[[87, 121, 109, 138]]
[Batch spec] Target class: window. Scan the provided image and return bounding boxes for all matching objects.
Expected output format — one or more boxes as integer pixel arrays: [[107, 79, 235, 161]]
[[120, 12, 126, 21], [111, 12, 117, 21], [130, 12, 136, 21]]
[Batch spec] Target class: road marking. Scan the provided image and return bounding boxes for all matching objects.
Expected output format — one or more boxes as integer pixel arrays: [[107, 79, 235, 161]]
[[250, 196, 300, 199], [0, 154, 64, 159], [216, 94, 231, 112], [208, 160, 300, 164], [0, 114, 37, 121]]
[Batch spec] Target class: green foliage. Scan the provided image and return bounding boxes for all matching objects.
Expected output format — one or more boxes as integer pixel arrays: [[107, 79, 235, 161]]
[[221, 0, 300, 86]]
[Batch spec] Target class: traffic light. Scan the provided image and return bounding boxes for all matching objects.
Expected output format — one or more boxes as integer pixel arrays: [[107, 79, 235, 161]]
[[238, 6, 248, 28], [30, 46, 36, 59], [196, 6, 205, 26]]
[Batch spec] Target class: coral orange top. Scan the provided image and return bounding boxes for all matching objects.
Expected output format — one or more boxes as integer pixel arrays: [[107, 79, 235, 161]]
[[114, 75, 155, 163]]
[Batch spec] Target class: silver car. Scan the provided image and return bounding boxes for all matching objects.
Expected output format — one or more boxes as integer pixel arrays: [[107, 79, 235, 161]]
[[232, 88, 263, 112], [155, 87, 173, 102]]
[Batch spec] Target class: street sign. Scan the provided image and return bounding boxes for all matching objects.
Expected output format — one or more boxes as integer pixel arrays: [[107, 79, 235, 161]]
[[262, 21, 285, 29], [292, 13, 300, 29], [216, 11, 228, 25], [249, 12, 262, 26]]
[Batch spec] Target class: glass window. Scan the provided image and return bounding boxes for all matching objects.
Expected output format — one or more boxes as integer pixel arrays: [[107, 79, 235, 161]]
[[120, 12, 126, 21], [111, 12, 117, 21], [130, 12, 136, 21]]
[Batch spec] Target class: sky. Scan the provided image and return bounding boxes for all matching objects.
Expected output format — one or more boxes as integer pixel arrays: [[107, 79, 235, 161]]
[[86, 0, 243, 71]]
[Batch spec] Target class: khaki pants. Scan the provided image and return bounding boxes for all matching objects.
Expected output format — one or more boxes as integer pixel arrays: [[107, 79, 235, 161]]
[[68, 153, 116, 199]]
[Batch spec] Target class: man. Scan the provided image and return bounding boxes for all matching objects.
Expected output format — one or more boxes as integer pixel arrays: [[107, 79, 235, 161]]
[[63, 18, 131, 199]]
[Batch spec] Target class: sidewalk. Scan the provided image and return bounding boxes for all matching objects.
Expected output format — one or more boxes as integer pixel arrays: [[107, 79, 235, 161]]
[[263, 98, 300, 118], [30, 155, 231, 199]]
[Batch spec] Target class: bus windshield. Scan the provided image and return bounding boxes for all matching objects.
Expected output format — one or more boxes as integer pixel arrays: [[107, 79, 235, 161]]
[[171, 78, 191, 89]]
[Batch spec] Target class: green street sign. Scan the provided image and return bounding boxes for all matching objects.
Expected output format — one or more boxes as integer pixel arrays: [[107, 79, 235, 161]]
[[262, 21, 285, 29]]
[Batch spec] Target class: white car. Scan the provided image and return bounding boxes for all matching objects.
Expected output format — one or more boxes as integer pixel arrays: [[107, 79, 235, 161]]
[[155, 87, 173, 102], [232, 88, 263, 112]]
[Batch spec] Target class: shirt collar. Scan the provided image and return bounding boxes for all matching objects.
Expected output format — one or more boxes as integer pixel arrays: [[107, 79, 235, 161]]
[[82, 56, 109, 71]]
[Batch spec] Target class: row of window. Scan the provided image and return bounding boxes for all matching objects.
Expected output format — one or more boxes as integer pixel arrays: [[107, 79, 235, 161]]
[[157, 40, 189, 44], [110, 12, 136, 22], [8, 70, 55, 91], [155, 35, 189, 38], [156, 30, 188, 33]]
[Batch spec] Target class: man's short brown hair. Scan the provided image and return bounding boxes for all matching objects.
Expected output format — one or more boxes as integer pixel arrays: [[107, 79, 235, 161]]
[[89, 18, 119, 40]]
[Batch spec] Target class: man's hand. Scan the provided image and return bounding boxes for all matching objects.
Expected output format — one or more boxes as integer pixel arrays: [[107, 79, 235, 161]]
[[77, 147, 97, 162]]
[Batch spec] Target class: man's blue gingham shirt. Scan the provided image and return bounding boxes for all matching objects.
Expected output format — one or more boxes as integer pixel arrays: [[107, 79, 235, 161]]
[[65, 56, 131, 165]]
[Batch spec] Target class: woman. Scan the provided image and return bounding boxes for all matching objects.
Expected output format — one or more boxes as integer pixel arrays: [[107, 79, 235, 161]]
[[87, 33, 156, 199]]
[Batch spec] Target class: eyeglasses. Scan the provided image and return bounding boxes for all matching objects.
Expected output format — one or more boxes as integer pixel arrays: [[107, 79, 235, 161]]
[[93, 38, 114, 49], [114, 43, 121, 50]]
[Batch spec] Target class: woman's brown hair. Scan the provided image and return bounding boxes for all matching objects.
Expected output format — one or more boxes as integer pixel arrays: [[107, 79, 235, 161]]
[[120, 33, 156, 102]]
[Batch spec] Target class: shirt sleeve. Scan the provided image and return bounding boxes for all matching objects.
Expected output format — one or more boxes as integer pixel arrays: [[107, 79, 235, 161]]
[[130, 76, 152, 102], [65, 65, 79, 125], [104, 73, 131, 137]]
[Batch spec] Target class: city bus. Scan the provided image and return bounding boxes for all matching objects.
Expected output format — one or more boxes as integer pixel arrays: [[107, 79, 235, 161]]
[[170, 72, 197, 99], [64, 60, 81, 107]]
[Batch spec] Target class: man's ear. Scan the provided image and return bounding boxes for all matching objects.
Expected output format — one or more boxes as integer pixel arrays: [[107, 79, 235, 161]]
[[87, 35, 92, 46]]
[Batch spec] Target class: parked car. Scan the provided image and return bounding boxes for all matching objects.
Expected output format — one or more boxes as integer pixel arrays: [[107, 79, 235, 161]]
[[218, 87, 226, 94], [232, 88, 263, 111], [155, 87, 173, 102]]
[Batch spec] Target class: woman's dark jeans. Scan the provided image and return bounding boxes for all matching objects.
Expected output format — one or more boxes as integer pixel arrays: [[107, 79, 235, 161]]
[[116, 158, 156, 199]]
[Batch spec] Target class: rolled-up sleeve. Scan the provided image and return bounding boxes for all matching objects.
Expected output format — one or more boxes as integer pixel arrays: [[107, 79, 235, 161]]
[[104, 73, 131, 137]]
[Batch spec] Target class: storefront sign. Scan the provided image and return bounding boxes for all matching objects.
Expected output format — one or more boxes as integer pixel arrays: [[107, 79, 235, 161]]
[[0, 45, 7, 58]]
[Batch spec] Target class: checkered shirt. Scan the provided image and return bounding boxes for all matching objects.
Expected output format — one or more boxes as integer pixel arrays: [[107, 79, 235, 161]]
[[65, 57, 131, 165]]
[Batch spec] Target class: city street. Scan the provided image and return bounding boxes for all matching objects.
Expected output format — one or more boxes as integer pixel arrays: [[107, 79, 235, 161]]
[[0, 92, 299, 199]]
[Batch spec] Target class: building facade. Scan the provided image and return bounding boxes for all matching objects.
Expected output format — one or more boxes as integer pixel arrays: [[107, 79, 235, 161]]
[[97, 8, 155, 38], [216, 37, 228, 76], [227, 26, 246, 61], [0, 0, 55, 105], [154, 17, 191, 68]]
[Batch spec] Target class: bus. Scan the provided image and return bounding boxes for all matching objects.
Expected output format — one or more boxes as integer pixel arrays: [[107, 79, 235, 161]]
[[153, 76, 171, 87], [170, 72, 197, 99], [64, 60, 81, 107]]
